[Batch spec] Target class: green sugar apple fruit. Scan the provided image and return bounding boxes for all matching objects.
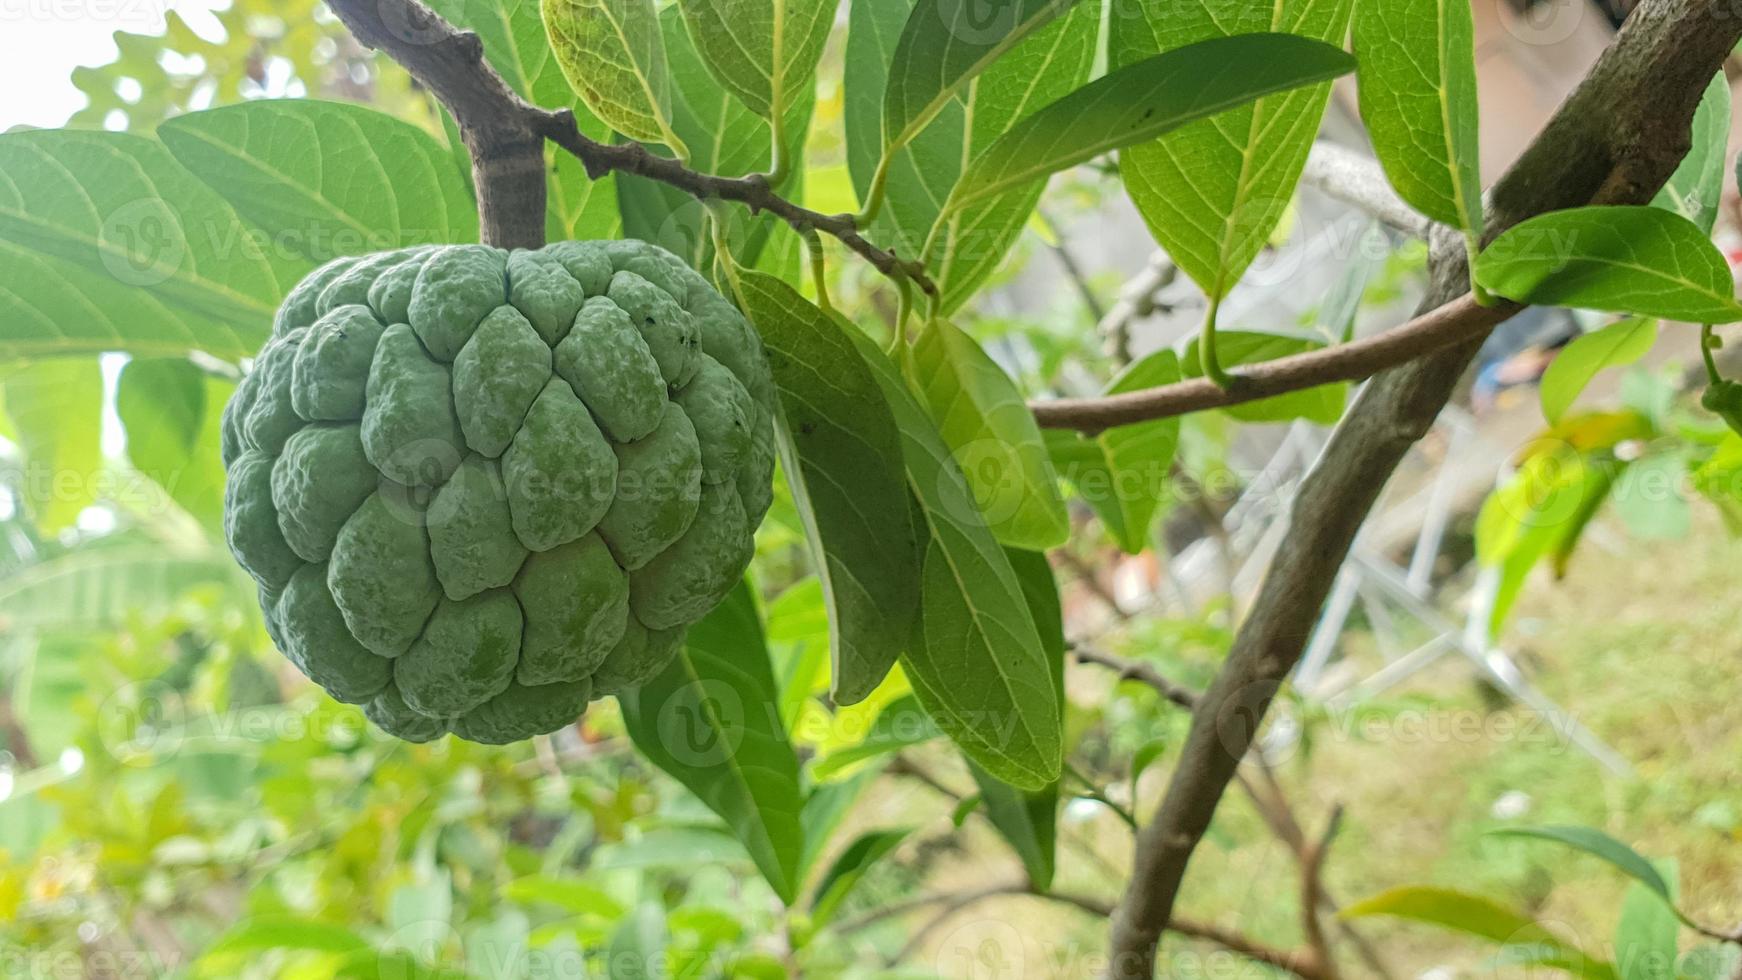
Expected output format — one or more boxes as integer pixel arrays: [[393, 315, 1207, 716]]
[[221, 240, 776, 744]]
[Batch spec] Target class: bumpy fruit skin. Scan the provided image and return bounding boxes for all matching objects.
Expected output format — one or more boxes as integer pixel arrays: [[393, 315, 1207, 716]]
[[222, 240, 775, 744]]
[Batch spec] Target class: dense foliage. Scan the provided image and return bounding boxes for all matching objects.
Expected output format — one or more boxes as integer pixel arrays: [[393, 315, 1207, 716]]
[[1, 0, 1740, 976]]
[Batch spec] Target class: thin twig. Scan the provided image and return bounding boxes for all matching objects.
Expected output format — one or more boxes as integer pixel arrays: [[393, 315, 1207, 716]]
[[1039, 210, 1110, 324], [1300, 142, 1435, 241], [327, 0, 936, 294], [863, 879, 1329, 980], [1097, 252, 1178, 366], [1029, 294, 1519, 434], [1299, 806, 1346, 980], [887, 753, 964, 803], [1070, 643, 1199, 711]]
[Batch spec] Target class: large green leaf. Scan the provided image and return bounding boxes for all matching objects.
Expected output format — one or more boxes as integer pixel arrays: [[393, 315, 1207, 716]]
[[1181, 331, 1347, 423], [1113, 0, 1355, 300], [548, 150, 622, 241], [434, 0, 581, 107], [1539, 319, 1658, 424], [1490, 826, 1675, 905], [3, 360, 106, 534], [847, 0, 1098, 311], [204, 917, 370, 957], [620, 582, 807, 903], [844, 0, 911, 203], [116, 359, 232, 531], [0, 129, 303, 359], [543, 0, 686, 153], [923, 0, 1100, 311], [1342, 886, 1614, 980], [1656, 72, 1730, 234], [1475, 441, 1627, 633], [738, 273, 921, 705], [1352, 0, 1484, 235], [1616, 882, 1680, 980], [947, 34, 1356, 212], [660, 6, 812, 270], [1474, 207, 1742, 324], [810, 827, 910, 926], [676, 0, 837, 134], [907, 318, 1068, 551], [1044, 349, 1183, 553], [843, 328, 1062, 790], [157, 100, 478, 260], [881, 0, 1077, 155], [967, 547, 1061, 890]]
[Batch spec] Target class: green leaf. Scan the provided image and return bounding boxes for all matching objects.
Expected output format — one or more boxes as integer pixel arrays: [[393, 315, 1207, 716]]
[[810, 827, 910, 926], [848, 0, 1100, 312], [844, 0, 909, 204], [676, 0, 838, 129], [808, 694, 941, 780], [205, 917, 369, 957], [117, 360, 231, 531], [1692, 434, 1742, 533], [947, 33, 1356, 213], [1475, 207, 1742, 324], [620, 583, 807, 904], [1540, 319, 1658, 424], [0, 130, 302, 359], [907, 319, 1069, 551], [1342, 886, 1614, 980], [3, 360, 105, 534], [503, 876, 625, 919], [1129, 738, 1169, 785], [881, 0, 1078, 154], [1656, 72, 1730, 234], [920, 0, 1100, 312], [549, 149, 622, 241], [1044, 348, 1183, 553], [1490, 826, 1676, 905], [1352, 0, 1484, 235], [967, 546, 1062, 889], [1612, 451, 1690, 540], [1475, 444, 1625, 633], [842, 327, 1062, 790], [1615, 882, 1680, 980], [157, 100, 478, 260], [660, 7, 813, 268], [542, 0, 686, 153], [1113, 0, 1355, 300], [1181, 331, 1347, 423], [739, 273, 921, 705], [799, 767, 877, 871], [608, 902, 668, 980], [434, 0, 584, 107]]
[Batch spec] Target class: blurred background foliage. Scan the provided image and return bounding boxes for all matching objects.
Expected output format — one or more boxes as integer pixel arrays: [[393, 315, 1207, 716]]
[[1, 2, 1740, 978]]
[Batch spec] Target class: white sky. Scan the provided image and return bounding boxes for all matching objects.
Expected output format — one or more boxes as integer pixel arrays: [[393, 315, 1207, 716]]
[[0, 0, 227, 131]]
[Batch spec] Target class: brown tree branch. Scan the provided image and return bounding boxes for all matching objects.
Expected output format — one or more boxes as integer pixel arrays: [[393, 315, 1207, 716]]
[[1071, 643, 1199, 710], [324, 0, 935, 292], [1300, 142, 1435, 241], [1029, 294, 1517, 434], [1106, 4, 1742, 976], [858, 879, 1327, 980], [325, 0, 547, 248]]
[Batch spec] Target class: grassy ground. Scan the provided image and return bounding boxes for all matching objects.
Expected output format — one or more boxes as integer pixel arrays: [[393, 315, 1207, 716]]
[[876, 509, 1742, 978]]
